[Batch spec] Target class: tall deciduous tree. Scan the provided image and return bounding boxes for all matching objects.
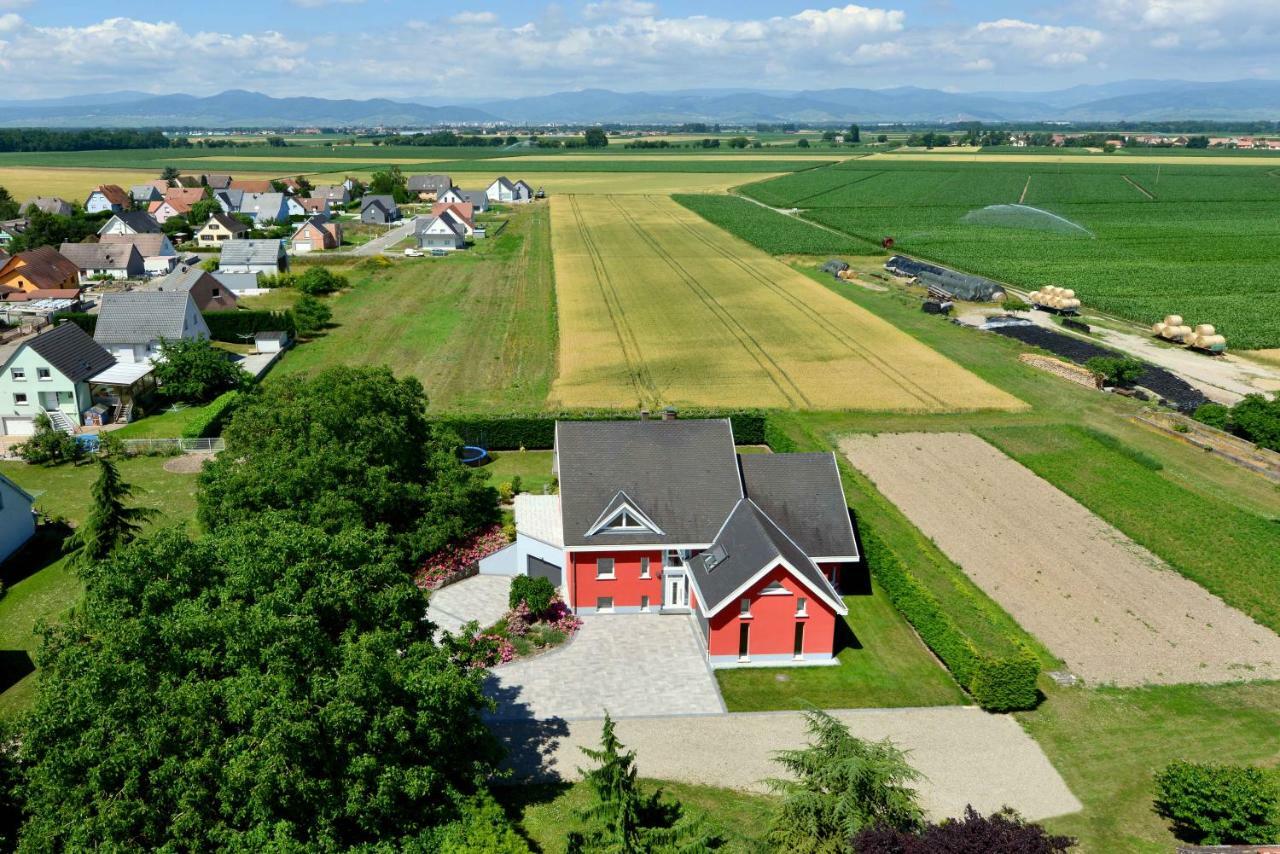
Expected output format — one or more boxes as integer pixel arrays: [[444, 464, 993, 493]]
[[584, 128, 609, 148], [197, 366, 497, 562], [153, 338, 250, 403], [62, 455, 156, 569], [767, 710, 923, 852], [20, 520, 503, 850]]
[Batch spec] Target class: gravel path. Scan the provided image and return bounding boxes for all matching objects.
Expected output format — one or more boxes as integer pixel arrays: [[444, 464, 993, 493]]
[[842, 432, 1280, 686], [345, 215, 421, 256], [494, 706, 1082, 823]]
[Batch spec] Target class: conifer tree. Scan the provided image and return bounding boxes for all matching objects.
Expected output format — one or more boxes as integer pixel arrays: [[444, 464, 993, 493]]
[[63, 455, 156, 569]]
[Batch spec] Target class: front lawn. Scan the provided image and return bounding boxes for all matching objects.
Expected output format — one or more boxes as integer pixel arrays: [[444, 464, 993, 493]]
[[479, 450, 555, 495], [110, 402, 209, 439], [715, 586, 968, 711]]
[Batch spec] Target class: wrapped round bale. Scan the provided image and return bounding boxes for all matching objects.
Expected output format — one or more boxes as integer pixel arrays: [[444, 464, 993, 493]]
[[1164, 314, 1183, 327], [1152, 322, 1167, 336], [1195, 324, 1216, 336]]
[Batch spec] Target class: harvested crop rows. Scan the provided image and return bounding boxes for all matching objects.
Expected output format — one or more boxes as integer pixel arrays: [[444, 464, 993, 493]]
[[742, 159, 1280, 348], [549, 194, 1020, 411], [842, 432, 1280, 686]]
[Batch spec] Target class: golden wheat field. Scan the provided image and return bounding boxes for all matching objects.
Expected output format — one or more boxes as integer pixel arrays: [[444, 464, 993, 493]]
[[549, 194, 1022, 411], [0, 167, 170, 202]]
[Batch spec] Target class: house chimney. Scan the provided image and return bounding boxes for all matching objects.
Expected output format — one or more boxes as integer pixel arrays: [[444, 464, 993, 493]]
[[662, 406, 677, 421], [639, 408, 650, 421]]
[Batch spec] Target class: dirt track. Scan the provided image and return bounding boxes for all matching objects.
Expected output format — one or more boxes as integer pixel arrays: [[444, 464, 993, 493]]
[[842, 432, 1280, 686]]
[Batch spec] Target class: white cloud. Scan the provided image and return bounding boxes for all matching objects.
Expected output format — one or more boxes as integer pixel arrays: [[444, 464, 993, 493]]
[[582, 0, 656, 19], [450, 11, 498, 26], [965, 18, 1103, 67]]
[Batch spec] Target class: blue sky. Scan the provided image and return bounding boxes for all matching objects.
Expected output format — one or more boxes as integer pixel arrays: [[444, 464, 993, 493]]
[[1, 1, 1276, 100]]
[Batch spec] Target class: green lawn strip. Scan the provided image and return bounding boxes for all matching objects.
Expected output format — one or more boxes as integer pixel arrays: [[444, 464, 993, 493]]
[[270, 205, 555, 412], [499, 779, 776, 853], [981, 424, 1280, 634], [0, 457, 201, 718], [1020, 682, 1280, 853], [672, 193, 876, 256], [478, 450, 555, 496], [239, 288, 301, 312], [716, 587, 967, 711], [110, 403, 209, 439]]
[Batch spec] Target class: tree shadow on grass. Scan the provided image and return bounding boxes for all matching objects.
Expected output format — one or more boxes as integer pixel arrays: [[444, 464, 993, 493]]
[[0, 521, 71, 588]]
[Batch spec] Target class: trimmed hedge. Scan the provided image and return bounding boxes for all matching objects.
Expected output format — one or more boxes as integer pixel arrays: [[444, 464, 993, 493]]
[[180, 391, 243, 439], [202, 309, 295, 342], [433, 410, 769, 450], [861, 525, 1040, 711], [54, 312, 97, 334]]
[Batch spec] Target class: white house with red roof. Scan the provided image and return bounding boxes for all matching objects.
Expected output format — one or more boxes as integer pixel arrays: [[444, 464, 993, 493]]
[[483, 417, 860, 667]]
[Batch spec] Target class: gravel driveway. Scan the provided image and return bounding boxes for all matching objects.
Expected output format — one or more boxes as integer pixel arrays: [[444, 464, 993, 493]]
[[494, 706, 1082, 823], [842, 432, 1280, 686], [427, 575, 510, 635], [346, 215, 420, 256], [486, 615, 725, 720]]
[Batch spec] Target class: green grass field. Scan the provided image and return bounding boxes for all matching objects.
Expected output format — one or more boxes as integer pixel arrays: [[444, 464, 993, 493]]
[[672, 193, 875, 255], [272, 205, 556, 412], [738, 159, 1280, 348]]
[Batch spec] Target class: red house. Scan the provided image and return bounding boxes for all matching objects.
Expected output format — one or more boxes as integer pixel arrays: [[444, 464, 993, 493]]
[[490, 418, 861, 667]]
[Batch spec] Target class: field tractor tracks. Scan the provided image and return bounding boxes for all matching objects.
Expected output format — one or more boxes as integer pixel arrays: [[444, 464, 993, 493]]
[[1018, 175, 1031, 204], [568, 196, 661, 405], [789, 170, 883, 207], [1123, 175, 1157, 200], [605, 195, 811, 408], [647, 195, 948, 410]]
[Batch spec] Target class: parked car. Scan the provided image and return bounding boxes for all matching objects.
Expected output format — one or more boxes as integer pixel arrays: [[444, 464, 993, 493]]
[[403, 247, 424, 257], [430, 248, 448, 257]]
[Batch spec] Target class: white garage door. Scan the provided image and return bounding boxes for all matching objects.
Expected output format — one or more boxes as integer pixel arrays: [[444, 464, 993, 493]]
[[1, 417, 35, 436]]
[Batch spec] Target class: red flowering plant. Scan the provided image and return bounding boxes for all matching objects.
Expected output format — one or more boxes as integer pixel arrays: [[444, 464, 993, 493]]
[[416, 524, 510, 591]]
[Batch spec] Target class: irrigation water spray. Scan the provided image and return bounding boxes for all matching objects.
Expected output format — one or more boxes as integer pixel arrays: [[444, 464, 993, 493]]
[[961, 204, 1094, 238]]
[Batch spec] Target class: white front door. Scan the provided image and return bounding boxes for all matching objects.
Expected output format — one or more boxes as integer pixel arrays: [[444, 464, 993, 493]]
[[664, 571, 688, 609]]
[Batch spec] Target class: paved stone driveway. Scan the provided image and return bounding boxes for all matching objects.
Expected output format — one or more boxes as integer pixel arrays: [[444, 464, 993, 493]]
[[486, 615, 725, 720], [427, 575, 511, 635]]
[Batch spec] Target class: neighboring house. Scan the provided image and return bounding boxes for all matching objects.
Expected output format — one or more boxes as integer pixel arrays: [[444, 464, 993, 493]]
[[196, 212, 250, 246], [58, 242, 145, 282], [290, 217, 342, 253], [210, 271, 260, 295], [485, 176, 532, 203], [20, 197, 72, 217], [130, 184, 163, 205], [239, 192, 290, 226], [276, 177, 302, 195], [98, 232, 180, 276], [99, 211, 162, 236], [438, 186, 468, 205], [459, 190, 490, 212], [489, 418, 860, 668], [148, 264, 240, 311], [310, 185, 350, 206], [0, 472, 36, 566], [406, 174, 452, 199], [0, 219, 27, 247], [0, 246, 81, 294], [0, 322, 116, 435], [163, 187, 207, 212], [414, 214, 468, 251], [94, 291, 209, 364], [297, 197, 330, 219], [218, 239, 288, 276], [254, 330, 290, 353], [147, 200, 185, 225], [430, 202, 475, 234], [85, 184, 131, 215], [230, 179, 275, 194], [202, 174, 233, 190], [214, 189, 245, 214], [359, 195, 400, 224]]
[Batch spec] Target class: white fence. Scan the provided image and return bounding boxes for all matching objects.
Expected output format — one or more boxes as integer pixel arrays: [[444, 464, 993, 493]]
[[121, 438, 225, 454]]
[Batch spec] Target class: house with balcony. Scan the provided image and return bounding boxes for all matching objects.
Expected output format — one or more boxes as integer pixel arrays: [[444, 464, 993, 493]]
[[483, 417, 861, 667]]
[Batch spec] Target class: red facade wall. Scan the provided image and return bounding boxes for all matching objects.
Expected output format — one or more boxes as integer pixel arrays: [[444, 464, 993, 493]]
[[568, 550, 664, 610], [706, 564, 839, 660]]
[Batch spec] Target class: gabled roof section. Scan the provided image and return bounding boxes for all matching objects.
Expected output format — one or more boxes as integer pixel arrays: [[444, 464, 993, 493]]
[[585, 490, 665, 538], [219, 239, 283, 265], [26, 322, 114, 381], [556, 418, 743, 548], [99, 211, 161, 234], [94, 291, 195, 343], [58, 241, 140, 271], [0, 470, 35, 506], [90, 185, 130, 207], [739, 452, 858, 560], [4, 246, 80, 288], [686, 499, 846, 617], [99, 233, 173, 257]]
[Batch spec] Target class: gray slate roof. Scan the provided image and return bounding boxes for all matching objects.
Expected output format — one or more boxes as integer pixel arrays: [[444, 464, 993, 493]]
[[57, 241, 141, 271], [219, 239, 283, 266], [20, 197, 71, 217], [94, 291, 194, 344], [211, 271, 258, 292], [100, 211, 162, 235], [739, 453, 858, 558], [27, 322, 114, 382], [686, 499, 845, 615], [556, 419, 743, 548], [406, 174, 452, 193], [361, 194, 398, 212]]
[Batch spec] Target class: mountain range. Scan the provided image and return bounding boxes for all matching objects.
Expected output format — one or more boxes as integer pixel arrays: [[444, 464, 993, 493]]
[[0, 80, 1277, 127]]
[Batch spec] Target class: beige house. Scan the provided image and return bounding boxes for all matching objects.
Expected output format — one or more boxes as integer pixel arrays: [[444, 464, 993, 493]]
[[196, 212, 250, 247]]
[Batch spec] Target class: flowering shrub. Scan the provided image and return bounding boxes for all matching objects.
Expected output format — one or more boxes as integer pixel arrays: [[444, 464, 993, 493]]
[[546, 597, 583, 634], [416, 524, 510, 590], [449, 627, 516, 669], [504, 602, 533, 638]]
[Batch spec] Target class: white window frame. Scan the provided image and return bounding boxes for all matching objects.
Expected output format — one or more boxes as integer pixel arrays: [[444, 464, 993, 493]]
[[639, 556, 651, 579], [10, 367, 25, 382], [739, 598, 752, 618], [13, 393, 28, 406], [36, 367, 51, 381], [796, 597, 808, 617], [760, 581, 791, 595], [596, 558, 615, 579], [596, 596, 614, 613]]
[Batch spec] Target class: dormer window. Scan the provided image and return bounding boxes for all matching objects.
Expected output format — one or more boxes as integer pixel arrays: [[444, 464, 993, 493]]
[[585, 492, 663, 538], [606, 510, 647, 531]]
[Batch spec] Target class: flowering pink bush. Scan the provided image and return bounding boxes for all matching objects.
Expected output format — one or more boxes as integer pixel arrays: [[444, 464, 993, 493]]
[[545, 596, 583, 634], [504, 601, 533, 638], [416, 524, 510, 590]]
